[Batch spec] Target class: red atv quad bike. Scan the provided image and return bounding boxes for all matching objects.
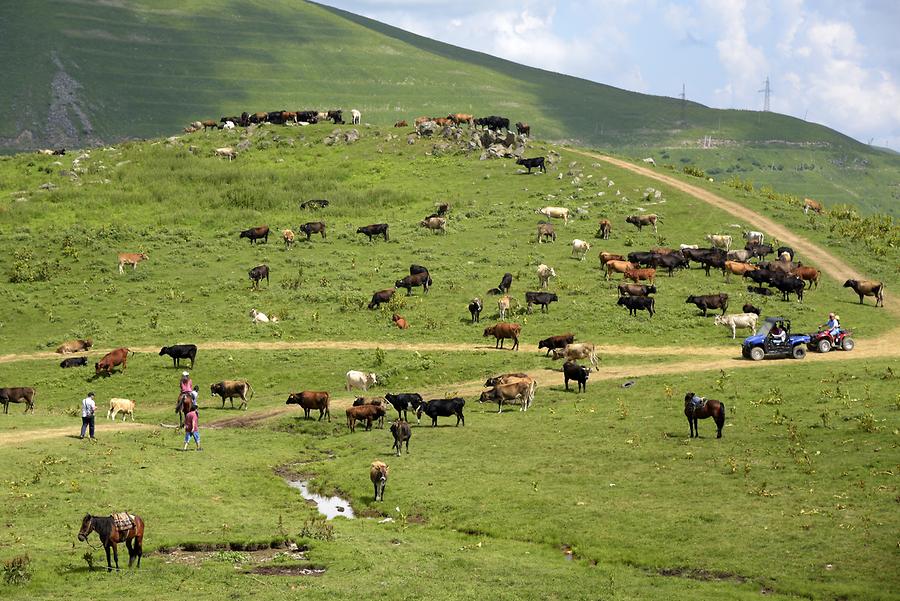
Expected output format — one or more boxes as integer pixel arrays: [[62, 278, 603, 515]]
[[808, 329, 854, 353]]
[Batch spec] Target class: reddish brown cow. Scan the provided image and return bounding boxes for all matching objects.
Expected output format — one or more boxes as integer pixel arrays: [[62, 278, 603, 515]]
[[394, 120, 408, 127], [605, 260, 634, 280], [791, 265, 820, 289], [483, 323, 522, 351], [599, 252, 624, 265], [392, 314, 409, 329], [433, 118, 454, 127], [95, 348, 133, 376], [0, 387, 36, 414], [448, 113, 475, 126], [286, 391, 330, 421], [346, 404, 386, 432], [624, 268, 656, 284], [597, 220, 612, 240]]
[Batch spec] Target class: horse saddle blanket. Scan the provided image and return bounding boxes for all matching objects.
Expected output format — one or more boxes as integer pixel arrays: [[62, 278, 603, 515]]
[[690, 396, 707, 412], [112, 512, 135, 532]]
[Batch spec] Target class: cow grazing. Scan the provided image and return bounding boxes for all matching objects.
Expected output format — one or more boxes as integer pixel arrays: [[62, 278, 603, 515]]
[[117, 253, 149, 274], [618, 283, 656, 297], [517, 157, 545, 174], [791, 265, 820, 289], [803, 197, 823, 214], [742, 303, 761, 316], [299, 199, 329, 210], [346, 404, 385, 432], [282, 229, 295, 249], [537, 222, 556, 243], [368, 288, 395, 310], [497, 295, 511, 320], [239, 226, 269, 245], [249, 265, 269, 289], [394, 120, 408, 128], [641, 157, 657, 166], [525, 291, 558, 313], [627, 252, 654, 266], [625, 214, 658, 233], [483, 323, 521, 350], [685, 293, 729, 317], [417, 398, 466, 427], [391, 420, 411, 456], [624, 268, 656, 285], [286, 391, 331, 421], [617, 295, 655, 317], [724, 260, 757, 281], [214, 147, 236, 160], [476, 116, 510, 131], [384, 393, 423, 422], [395, 272, 431, 295], [370, 461, 388, 501], [515, 122, 530, 136], [538, 333, 575, 356], [392, 314, 409, 329], [107, 398, 135, 421], [563, 361, 590, 392], [605, 260, 634, 281], [550, 343, 599, 371], [350, 109, 361, 124], [357, 223, 389, 242], [158, 344, 197, 369], [346, 370, 378, 392], [420, 217, 447, 234], [468, 298, 483, 323], [536, 264, 556, 289], [776, 247, 795, 261], [210, 380, 253, 409], [0, 387, 36, 414], [60, 357, 87, 368], [597, 219, 612, 240], [299, 222, 326, 240], [843, 279, 884, 307], [537, 206, 569, 224], [56, 339, 93, 354], [480, 379, 536, 413], [327, 109, 344, 124], [571, 239, 591, 261], [496, 272, 513, 294], [95, 348, 133, 376], [705, 234, 733, 251], [714, 313, 759, 339]]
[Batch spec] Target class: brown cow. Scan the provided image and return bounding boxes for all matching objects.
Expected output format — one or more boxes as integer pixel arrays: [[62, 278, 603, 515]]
[[56, 339, 93, 354], [605, 260, 634, 281], [118, 253, 148, 274], [414, 116, 431, 126], [597, 219, 612, 240], [791, 265, 820, 289], [346, 404, 386, 432], [483, 323, 521, 351], [433, 118, 454, 128], [537, 223, 556, 243], [650, 247, 675, 255], [624, 268, 656, 284], [803, 198, 823, 214], [394, 120, 408, 128], [392, 314, 409, 329], [239, 225, 269, 245], [843, 279, 884, 307], [286, 391, 330, 421], [625, 214, 659, 233], [210, 380, 254, 409], [724, 260, 758, 281], [0, 387, 36, 414], [201, 119, 217, 130], [599, 252, 624, 265], [95, 348, 133, 376], [617, 283, 656, 297], [448, 113, 475, 126]]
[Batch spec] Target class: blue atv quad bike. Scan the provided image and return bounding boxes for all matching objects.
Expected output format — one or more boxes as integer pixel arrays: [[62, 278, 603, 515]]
[[742, 317, 811, 361]]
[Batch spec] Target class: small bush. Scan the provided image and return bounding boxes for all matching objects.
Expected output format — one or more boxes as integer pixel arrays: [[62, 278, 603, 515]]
[[3, 554, 32, 585], [682, 165, 705, 178]]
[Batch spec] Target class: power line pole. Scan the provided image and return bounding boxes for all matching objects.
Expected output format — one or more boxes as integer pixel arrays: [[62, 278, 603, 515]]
[[679, 83, 686, 124], [758, 76, 772, 112]]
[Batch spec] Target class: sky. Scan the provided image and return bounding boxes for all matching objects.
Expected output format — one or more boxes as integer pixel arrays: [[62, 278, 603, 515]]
[[319, 0, 900, 148]]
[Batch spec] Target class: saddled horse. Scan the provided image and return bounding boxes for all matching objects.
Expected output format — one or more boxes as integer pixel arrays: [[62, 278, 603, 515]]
[[684, 392, 726, 438], [78, 513, 144, 571], [175, 389, 197, 427]]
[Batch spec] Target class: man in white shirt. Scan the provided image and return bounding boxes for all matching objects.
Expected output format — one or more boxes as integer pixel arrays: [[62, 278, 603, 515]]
[[80, 392, 96, 440]]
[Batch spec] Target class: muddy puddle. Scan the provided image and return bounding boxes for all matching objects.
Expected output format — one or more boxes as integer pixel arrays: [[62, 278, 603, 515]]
[[286, 479, 354, 520]]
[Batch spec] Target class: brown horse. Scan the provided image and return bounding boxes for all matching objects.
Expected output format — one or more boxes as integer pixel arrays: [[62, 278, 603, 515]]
[[78, 513, 144, 571], [175, 388, 197, 427], [684, 392, 726, 438]]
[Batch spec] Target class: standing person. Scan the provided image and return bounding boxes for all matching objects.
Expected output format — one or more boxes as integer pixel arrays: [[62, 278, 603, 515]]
[[183, 405, 201, 451], [80, 392, 96, 440]]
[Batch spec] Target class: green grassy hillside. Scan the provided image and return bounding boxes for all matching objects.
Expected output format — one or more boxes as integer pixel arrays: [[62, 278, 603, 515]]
[[1, 0, 897, 213]]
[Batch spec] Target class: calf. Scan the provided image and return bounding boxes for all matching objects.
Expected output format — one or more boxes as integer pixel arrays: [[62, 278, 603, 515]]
[[299, 222, 326, 240], [0, 387, 36, 414], [56, 338, 93, 354], [117, 253, 149, 274], [107, 398, 135, 421], [685, 293, 728, 317], [714, 313, 759, 339], [395, 272, 431, 295], [249, 265, 269, 289], [550, 343, 599, 371], [563, 361, 590, 392], [95, 348, 133, 376], [625, 214, 658, 233], [417, 398, 466, 427], [571, 239, 591, 261], [515, 122, 530, 136], [624, 268, 656, 284], [391, 420, 411, 456], [537, 222, 556, 243], [483, 323, 521, 350], [525, 291, 558, 313], [159, 344, 197, 369], [286, 391, 331, 421], [357, 223, 389, 242], [843, 279, 884, 307], [368, 288, 395, 310], [419, 217, 446, 234], [497, 295, 511, 320], [617, 295, 655, 317], [346, 404, 385, 432], [516, 157, 545, 174], [468, 298, 483, 323], [597, 219, 611, 240], [618, 283, 656, 297], [370, 461, 388, 501], [60, 357, 88, 368], [392, 313, 409, 329], [210, 380, 254, 409], [384, 393, 423, 422], [239, 225, 269, 244], [742, 303, 761, 316], [538, 333, 575, 356], [536, 264, 556, 289], [282, 229, 295, 249]]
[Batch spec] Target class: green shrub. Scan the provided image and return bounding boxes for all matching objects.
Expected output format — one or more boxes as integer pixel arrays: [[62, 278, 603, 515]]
[[3, 554, 32, 585]]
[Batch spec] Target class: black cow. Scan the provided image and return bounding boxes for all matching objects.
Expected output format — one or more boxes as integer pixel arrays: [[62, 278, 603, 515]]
[[651, 252, 689, 275], [776, 246, 795, 261], [60, 357, 87, 368], [685, 293, 728, 316], [368, 288, 395, 310], [476, 116, 510, 131], [745, 242, 773, 258], [249, 265, 269, 289], [617, 283, 657, 297], [538, 333, 575, 356], [468, 298, 483, 323], [744, 268, 776, 286], [384, 393, 423, 422], [627, 251, 655, 266], [159, 344, 197, 368], [391, 420, 412, 456], [299, 222, 326, 240], [299, 199, 329, 210], [327, 110, 344, 124], [296, 111, 319, 124], [770, 275, 804, 302], [395, 272, 431, 295], [499, 273, 513, 294], [357, 223, 389, 242], [742, 303, 761, 316], [516, 157, 546, 174], [417, 398, 466, 427], [617, 295, 655, 317], [696, 252, 726, 276], [747, 285, 774, 296], [239, 226, 269, 244], [410, 264, 430, 277], [525, 291, 558, 313], [563, 361, 590, 392]]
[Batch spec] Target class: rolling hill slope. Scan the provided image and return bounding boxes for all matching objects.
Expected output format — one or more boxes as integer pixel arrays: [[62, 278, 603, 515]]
[[1, 0, 898, 213]]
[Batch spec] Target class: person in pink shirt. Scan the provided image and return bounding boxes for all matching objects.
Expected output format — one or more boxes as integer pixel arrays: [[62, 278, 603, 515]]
[[183, 407, 201, 451]]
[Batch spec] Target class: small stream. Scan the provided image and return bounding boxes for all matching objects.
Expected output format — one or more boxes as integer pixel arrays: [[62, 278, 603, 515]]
[[286, 480, 355, 520]]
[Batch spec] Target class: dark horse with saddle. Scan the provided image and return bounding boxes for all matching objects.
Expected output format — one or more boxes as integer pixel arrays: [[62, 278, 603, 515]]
[[175, 387, 199, 427], [78, 512, 144, 571], [684, 392, 726, 438]]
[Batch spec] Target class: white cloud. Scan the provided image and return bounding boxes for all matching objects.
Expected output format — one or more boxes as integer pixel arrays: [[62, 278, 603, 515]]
[[702, 0, 769, 108]]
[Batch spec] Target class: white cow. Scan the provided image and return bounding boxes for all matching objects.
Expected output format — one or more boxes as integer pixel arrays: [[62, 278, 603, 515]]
[[550, 343, 600, 371], [679, 244, 699, 251], [222, 120, 236, 130], [743, 230, 764, 245], [726, 249, 752, 262], [641, 157, 656, 166], [214, 147, 236, 161], [537, 206, 569, 225], [714, 313, 759, 339], [705, 234, 733, 251], [346, 370, 377, 392], [350, 109, 361, 125], [571, 239, 591, 261], [536, 264, 556, 289], [498, 295, 511, 320], [107, 398, 135, 421], [249, 309, 278, 324]]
